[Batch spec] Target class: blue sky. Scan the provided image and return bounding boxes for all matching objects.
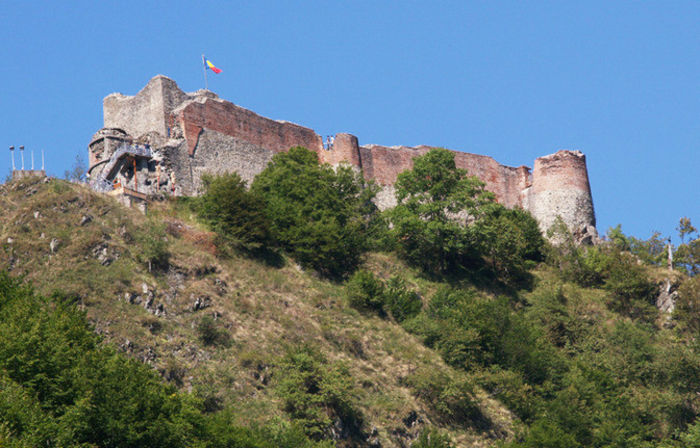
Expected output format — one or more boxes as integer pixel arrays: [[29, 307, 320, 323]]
[[1, 1, 698, 241]]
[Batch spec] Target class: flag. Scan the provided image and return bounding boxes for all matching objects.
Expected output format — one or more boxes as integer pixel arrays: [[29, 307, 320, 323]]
[[204, 57, 222, 74]]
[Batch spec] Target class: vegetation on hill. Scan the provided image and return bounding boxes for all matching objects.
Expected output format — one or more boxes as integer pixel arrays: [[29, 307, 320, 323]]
[[250, 146, 379, 279], [1, 148, 699, 447]]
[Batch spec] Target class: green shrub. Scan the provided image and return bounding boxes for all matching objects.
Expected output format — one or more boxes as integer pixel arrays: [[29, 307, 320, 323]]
[[251, 147, 378, 279], [345, 270, 386, 315], [274, 345, 363, 440], [134, 218, 170, 272], [675, 276, 700, 332], [411, 428, 454, 448], [196, 173, 273, 255], [384, 275, 422, 322], [388, 148, 492, 276], [403, 367, 482, 427], [471, 204, 545, 285], [196, 315, 231, 347], [345, 272, 421, 322], [603, 252, 657, 320]]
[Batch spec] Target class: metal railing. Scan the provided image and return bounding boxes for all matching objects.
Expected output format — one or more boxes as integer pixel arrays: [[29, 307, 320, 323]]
[[90, 142, 152, 192]]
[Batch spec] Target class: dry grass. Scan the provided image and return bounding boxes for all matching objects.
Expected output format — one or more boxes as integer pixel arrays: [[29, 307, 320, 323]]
[[0, 177, 516, 447]]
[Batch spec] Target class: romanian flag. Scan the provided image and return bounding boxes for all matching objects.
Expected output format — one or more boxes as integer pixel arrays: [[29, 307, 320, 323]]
[[204, 57, 222, 74]]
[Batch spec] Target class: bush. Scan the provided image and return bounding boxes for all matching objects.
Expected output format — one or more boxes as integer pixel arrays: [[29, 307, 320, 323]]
[[134, 218, 170, 272], [196, 173, 273, 255], [275, 345, 362, 440], [384, 275, 422, 322], [603, 252, 657, 320], [345, 271, 422, 322], [471, 204, 545, 285], [196, 315, 231, 347], [675, 276, 700, 332], [403, 367, 482, 427], [411, 428, 454, 448], [251, 147, 378, 279], [346, 270, 386, 315]]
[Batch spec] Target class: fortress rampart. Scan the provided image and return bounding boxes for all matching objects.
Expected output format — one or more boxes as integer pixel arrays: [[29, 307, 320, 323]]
[[89, 75, 597, 242]]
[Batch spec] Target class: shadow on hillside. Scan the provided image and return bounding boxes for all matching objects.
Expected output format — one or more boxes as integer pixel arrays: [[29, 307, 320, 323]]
[[247, 247, 285, 269], [419, 264, 536, 299]]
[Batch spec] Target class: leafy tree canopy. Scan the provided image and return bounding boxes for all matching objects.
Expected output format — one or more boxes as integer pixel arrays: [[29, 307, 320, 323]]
[[251, 146, 378, 279], [389, 147, 544, 282], [196, 172, 273, 255]]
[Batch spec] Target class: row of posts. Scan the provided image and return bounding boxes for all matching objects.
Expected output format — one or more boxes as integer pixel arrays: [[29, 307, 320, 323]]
[[9, 146, 44, 171]]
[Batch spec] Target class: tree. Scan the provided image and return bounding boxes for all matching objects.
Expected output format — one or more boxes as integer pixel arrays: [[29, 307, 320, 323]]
[[251, 147, 378, 279], [678, 217, 697, 245], [676, 217, 700, 275], [388, 147, 494, 275], [64, 154, 87, 183], [196, 172, 273, 255], [471, 204, 545, 284]]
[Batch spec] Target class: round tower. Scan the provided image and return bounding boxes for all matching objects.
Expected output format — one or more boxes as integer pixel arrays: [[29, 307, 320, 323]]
[[87, 128, 129, 176], [530, 150, 598, 243]]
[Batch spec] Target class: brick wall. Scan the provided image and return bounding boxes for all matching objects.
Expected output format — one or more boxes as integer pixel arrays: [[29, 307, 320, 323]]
[[357, 144, 530, 208], [174, 98, 323, 157]]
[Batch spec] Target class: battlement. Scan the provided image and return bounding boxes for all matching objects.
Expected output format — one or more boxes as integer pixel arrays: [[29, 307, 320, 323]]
[[89, 75, 597, 241]]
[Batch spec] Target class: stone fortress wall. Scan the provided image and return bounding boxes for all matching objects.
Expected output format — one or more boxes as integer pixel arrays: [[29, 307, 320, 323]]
[[88, 75, 597, 242]]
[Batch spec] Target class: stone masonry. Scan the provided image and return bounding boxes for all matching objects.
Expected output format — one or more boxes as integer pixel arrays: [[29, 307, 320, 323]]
[[88, 75, 597, 241]]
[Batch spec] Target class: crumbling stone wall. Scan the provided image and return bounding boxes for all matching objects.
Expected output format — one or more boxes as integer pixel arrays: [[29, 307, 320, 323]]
[[104, 76, 189, 139], [163, 130, 274, 195], [89, 75, 598, 241]]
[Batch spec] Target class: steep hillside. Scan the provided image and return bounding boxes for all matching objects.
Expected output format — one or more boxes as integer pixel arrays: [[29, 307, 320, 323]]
[[0, 176, 515, 447], [2, 175, 699, 448]]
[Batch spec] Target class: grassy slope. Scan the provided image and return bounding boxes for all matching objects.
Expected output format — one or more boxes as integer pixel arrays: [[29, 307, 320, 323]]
[[0, 177, 516, 447]]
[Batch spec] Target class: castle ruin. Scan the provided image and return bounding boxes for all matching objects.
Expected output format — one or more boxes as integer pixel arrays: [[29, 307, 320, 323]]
[[88, 75, 598, 242]]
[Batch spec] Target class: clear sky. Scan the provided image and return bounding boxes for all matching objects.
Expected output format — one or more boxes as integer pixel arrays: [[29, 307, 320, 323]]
[[1, 1, 697, 241]]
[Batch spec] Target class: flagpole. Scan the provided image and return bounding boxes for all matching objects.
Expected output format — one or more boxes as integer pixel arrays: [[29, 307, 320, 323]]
[[202, 54, 208, 90]]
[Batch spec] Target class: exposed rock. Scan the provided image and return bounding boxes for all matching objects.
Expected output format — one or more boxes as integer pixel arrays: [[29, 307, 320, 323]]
[[140, 346, 157, 364], [191, 294, 211, 311], [79, 214, 93, 226], [367, 427, 382, 448], [214, 278, 228, 295], [91, 243, 116, 266], [49, 238, 59, 253], [120, 339, 134, 353], [657, 279, 678, 314]]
